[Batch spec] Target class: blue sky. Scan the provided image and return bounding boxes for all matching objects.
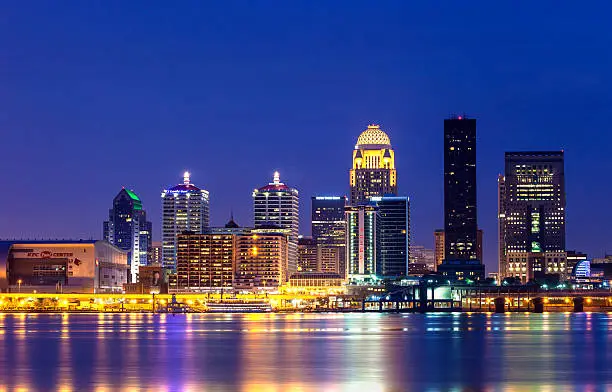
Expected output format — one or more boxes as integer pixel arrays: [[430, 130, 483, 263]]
[[1, 1, 611, 271]]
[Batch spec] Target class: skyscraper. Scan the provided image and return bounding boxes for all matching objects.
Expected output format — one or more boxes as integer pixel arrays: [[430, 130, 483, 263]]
[[297, 236, 318, 272], [371, 196, 410, 277], [253, 171, 299, 279], [443, 116, 478, 261], [499, 151, 566, 282], [161, 172, 210, 271], [103, 188, 152, 282], [440, 116, 484, 281], [311, 196, 347, 277], [350, 124, 397, 204], [345, 204, 380, 280]]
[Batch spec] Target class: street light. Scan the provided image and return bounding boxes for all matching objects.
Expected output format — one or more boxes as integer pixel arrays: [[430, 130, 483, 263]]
[[17, 279, 22, 293]]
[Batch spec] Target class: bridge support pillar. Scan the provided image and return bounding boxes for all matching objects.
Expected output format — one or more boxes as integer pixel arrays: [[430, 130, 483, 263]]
[[494, 297, 506, 313], [574, 297, 584, 313], [532, 297, 544, 313]]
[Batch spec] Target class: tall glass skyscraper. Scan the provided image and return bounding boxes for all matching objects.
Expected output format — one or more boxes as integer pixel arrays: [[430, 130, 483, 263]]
[[103, 188, 152, 282], [311, 196, 347, 277], [371, 196, 410, 277], [349, 125, 397, 204], [499, 151, 566, 282], [443, 116, 478, 261], [161, 172, 210, 271], [253, 172, 299, 279], [345, 204, 380, 280]]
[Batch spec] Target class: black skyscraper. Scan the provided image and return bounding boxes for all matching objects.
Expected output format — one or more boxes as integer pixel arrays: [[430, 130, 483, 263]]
[[444, 116, 478, 262]]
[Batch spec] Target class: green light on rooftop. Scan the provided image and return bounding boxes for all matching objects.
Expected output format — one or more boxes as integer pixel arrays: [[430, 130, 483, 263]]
[[125, 189, 141, 202]]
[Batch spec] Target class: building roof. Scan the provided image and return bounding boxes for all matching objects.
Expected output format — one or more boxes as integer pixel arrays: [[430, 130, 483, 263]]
[[356, 124, 391, 148], [164, 172, 204, 193], [256, 171, 295, 192], [124, 189, 141, 202], [225, 218, 240, 228], [167, 183, 202, 192], [289, 272, 342, 280]]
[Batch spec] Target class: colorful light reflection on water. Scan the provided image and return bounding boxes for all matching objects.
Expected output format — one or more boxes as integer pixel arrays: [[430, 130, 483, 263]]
[[0, 312, 611, 391]]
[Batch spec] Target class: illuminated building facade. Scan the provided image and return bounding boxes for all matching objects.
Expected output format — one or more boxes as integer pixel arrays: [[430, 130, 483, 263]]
[[161, 172, 210, 271], [566, 250, 588, 278], [311, 196, 347, 277], [288, 272, 343, 288], [235, 230, 288, 290], [350, 125, 397, 204], [253, 172, 299, 280], [297, 236, 318, 272], [318, 246, 341, 275], [0, 240, 127, 293], [175, 232, 235, 291], [409, 245, 435, 273], [149, 241, 162, 265], [435, 229, 483, 270], [345, 204, 380, 280], [499, 151, 566, 282], [103, 188, 152, 282], [371, 196, 410, 277], [434, 229, 445, 268], [443, 116, 478, 261]]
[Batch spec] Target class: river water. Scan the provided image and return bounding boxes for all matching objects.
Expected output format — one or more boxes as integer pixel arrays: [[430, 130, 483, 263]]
[[0, 312, 611, 391]]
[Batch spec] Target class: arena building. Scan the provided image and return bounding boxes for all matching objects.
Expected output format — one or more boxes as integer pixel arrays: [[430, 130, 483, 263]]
[[0, 240, 128, 293]]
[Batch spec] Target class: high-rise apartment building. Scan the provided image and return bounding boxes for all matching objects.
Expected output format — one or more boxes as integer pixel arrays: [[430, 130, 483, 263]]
[[253, 172, 299, 280], [345, 204, 380, 280], [350, 125, 397, 204], [103, 188, 152, 282], [499, 151, 566, 282], [235, 230, 288, 290], [311, 196, 347, 277], [161, 172, 210, 271], [371, 196, 410, 277], [176, 233, 235, 291], [443, 116, 478, 262], [297, 236, 318, 272]]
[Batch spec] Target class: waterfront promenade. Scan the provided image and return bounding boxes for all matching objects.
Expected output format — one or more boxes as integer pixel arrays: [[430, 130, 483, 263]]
[[2, 289, 612, 313]]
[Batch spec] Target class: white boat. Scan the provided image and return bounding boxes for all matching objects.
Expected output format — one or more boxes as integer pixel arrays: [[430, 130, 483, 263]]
[[206, 299, 272, 313]]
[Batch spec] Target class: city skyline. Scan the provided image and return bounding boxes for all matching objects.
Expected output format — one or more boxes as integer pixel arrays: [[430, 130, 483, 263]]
[[0, 127, 599, 274], [2, 3, 612, 274]]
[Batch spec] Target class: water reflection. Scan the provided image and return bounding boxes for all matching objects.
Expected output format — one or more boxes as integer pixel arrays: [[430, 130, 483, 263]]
[[0, 313, 611, 390]]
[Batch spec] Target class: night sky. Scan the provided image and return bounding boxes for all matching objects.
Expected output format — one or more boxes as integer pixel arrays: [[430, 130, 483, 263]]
[[2, 2, 611, 272]]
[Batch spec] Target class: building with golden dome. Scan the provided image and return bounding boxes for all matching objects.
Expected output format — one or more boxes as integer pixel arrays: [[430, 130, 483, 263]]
[[349, 124, 397, 204]]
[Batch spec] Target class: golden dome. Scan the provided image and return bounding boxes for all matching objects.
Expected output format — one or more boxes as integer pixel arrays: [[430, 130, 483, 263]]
[[356, 124, 391, 148]]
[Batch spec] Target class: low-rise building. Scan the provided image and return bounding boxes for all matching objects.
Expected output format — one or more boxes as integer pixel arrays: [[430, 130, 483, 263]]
[[289, 272, 343, 288], [0, 240, 127, 293]]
